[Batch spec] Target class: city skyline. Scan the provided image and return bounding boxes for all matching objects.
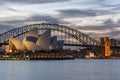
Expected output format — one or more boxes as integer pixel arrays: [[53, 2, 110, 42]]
[[0, 0, 120, 39]]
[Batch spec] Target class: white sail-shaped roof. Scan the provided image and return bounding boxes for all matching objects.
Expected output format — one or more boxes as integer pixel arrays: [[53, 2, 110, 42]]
[[36, 30, 51, 51], [24, 27, 39, 38], [23, 27, 40, 51], [9, 38, 26, 51]]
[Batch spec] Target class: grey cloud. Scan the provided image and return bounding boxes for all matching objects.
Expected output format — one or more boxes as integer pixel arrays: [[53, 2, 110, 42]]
[[103, 19, 115, 26], [0, 15, 70, 33], [0, 0, 69, 4], [76, 25, 119, 32], [75, 0, 106, 5], [7, 7, 20, 12], [86, 0, 120, 8], [112, 6, 120, 11], [97, 0, 120, 14], [72, 18, 120, 39], [102, 3, 120, 7], [75, 25, 114, 32], [74, 18, 119, 30], [91, 10, 113, 16], [74, 20, 120, 39], [0, 15, 69, 25], [58, 9, 113, 18], [27, 15, 62, 24], [58, 9, 96, 18], [117, 19, 120, 24]]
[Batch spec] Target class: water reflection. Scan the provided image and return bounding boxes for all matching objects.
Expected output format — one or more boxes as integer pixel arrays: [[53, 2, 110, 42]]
[[0, 60, 120, 80]]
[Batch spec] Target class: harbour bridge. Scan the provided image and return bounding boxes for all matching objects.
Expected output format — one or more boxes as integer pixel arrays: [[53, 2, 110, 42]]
[[0, 23, 119, 56]]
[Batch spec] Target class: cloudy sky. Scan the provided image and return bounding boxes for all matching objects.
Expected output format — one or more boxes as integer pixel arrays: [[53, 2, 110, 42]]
[[0, 0, 120, 39]]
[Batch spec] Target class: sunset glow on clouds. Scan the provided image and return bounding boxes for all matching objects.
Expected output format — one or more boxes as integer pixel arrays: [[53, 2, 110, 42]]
[[0, 0, 120, 39]]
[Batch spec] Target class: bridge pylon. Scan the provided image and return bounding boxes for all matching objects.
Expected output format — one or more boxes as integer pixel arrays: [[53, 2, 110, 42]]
[[100, 37, 111, 57]]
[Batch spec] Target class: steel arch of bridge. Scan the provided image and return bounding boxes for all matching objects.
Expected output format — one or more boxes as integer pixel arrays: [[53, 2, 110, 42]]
[[0, 23, 101, 54], [0, 23, 101, 53]]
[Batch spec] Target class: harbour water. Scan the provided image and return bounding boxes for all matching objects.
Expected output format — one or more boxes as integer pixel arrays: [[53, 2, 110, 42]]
[[0, 59, 120, 80]]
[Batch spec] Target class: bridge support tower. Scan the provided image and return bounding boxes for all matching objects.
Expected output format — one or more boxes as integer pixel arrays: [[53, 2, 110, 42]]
[[100, 37, 111, 57]]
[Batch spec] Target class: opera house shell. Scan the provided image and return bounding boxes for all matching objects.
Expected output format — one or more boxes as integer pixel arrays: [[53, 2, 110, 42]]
[[8, 28, 64, 52]]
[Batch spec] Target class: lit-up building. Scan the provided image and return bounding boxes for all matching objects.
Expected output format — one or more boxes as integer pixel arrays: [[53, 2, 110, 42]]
[[100, 37, 110, 57], [8, 28, 64, 52], [9, 38, 26, 52]]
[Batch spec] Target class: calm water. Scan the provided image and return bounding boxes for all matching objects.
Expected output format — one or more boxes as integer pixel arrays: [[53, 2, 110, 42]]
[[0, 59, 120, 80]]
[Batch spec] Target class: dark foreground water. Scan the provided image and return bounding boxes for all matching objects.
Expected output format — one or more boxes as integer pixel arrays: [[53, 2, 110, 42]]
[[0, 59, 120, 80]]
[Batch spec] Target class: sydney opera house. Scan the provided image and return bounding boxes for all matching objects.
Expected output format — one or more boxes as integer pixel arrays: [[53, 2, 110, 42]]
[[8, 28, 64, 52]]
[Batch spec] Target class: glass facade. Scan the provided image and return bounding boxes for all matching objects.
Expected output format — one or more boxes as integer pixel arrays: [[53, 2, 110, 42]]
[[26, 36, 38, 43]]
